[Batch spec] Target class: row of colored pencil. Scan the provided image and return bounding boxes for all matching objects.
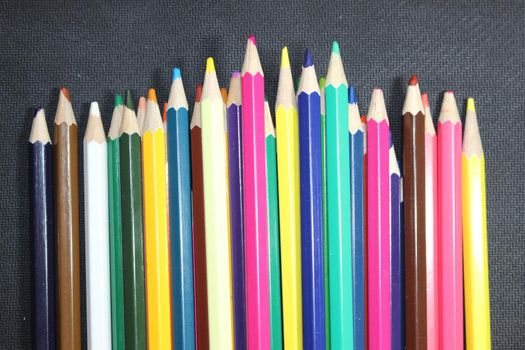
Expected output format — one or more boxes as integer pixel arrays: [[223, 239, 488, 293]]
[[30, 37, 491, 350]]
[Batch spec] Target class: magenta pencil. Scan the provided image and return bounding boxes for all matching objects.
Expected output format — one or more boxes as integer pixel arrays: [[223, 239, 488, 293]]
[[241, 35, 270, 349], [421, 94, 438, 350], [366, 89, 391, 349], [437, 91, 463, 349]]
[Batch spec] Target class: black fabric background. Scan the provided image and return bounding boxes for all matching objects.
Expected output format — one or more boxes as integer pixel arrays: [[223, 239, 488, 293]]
[[1, 0, 524, 348]]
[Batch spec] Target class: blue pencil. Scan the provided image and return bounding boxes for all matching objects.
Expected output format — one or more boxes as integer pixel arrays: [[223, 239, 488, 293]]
[[166, 68, 195, 348], [298, 49, 326, 350], [348, 86, 365, 349]]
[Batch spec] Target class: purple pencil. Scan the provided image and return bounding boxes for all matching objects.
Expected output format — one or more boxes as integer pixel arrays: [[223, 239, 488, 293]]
[[227, 71, 247, 348]]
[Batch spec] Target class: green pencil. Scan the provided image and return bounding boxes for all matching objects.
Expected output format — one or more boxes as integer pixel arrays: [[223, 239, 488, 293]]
[[265, 100, 284, 348], [119, 91, 147, 348], [326, 42, 353, 349], [319, 76, 331, 350], [108, 93, 125, 350]]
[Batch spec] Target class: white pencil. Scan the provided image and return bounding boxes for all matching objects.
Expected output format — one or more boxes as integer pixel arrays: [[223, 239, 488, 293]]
[[84, 102, 112, 350]]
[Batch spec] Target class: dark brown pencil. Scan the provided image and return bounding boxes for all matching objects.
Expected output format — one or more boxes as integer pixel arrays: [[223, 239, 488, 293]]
[[402, 76, 427, 349], [53, 87, 81, 350]]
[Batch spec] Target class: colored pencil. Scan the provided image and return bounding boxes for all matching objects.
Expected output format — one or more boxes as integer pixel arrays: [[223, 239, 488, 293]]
[[462, 98, 491, 349], [84, 102, 112, 349], [360, 114, 368, 350], [167, 68, 195, 348], [241, 35, 270, 349], [265, 99, 284, 350], [30, 108, 55, 350], [421, 93, 438, 350], [436, 91, 463, 349], [119, 91, 147, 349], [53, 88, 81, 350], [325, 41, 353, 349], [227, 71, 248, 349], [319, 76, 331, 350], [390, 140, 403, 350], [366, 89, 391, 349], [402, 76, 427, 349], [276, 46, 303, 349], [298, 49, 325, 350], [348, 86, 364, 350], [201, 58, 234, 349], [107, 94, 125, 350], [142, 88, 172, 349], [137, 96, 146, 136], [190, 84, 210, 349]]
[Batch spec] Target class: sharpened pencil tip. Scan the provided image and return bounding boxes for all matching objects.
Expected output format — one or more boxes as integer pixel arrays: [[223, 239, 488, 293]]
[[138, 96, 146, 111], [331, 41, 340, 55], [467, 97, 475, 112], [304, 48, 313, 67], [172, 67, 181, 81], [125, 90, 134, 109], [281, 47, 290, 68], [114, 93, 123, 107], [195, 85, 203, 102], [60, 87, 71, 101], [148, 88, 157, 102], [408, 75, 418, 86], [421, 93, 429, 108], [319, 77, 326, 90], [89, 101, 100, 116], [232, 71, 241, 78], [206, 57, 216, 73], [348, 85, 357, 104], [248, 35, 257, 45]]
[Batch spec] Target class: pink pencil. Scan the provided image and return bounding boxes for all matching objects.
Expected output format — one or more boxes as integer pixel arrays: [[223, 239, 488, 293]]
[[241, 35, 270, 349], [421, 93, 438, 349], [437, 91, 463, 349], [366, 89, 391, 349]]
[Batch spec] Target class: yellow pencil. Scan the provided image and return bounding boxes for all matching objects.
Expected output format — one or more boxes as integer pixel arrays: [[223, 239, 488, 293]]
[[276, 46, 303, 348], [462, 98, 491, 349], [201, 58, 234, 349], [142, 88, 172, 349]]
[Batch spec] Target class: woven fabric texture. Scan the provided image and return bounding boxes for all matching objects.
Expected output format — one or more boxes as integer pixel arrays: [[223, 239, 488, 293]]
[[1, 0, 524, 348]]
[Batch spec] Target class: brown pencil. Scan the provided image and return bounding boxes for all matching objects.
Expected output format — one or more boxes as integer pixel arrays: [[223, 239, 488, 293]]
[[402, 76, 427, 349], [53, 87, 81, 350]]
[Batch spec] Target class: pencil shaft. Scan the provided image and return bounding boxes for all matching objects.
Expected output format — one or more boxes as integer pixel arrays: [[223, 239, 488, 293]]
[[361, 116, 369, 350], [298, 90, 325, 349], [326, 83, 353, 348], [84, 138, 112, 349], [54, 122, 81, 350], [107, 138, 125, 350], [31, 141, 55, 350], [266, 131, 284, 349], [403, 112, 427, 350], [227, 103, 248, 349], [167, 106, 195, 349], [142, 128, 172, 349], [349, 128, 365, 349], [390, 164, 403, 350], [119, 133, 147, 349], [242, 71, 270, 349], [437, 121, 463, 348]]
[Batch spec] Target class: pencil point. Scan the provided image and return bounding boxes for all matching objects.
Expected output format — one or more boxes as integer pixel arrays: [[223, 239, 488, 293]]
[[467, 98, 475, 112], [232, 71, 241, 78], [319, 77, 326, 90], [60, 87, 71, 101], [248, 35, 257, 46], [125, 90, 134, 109], [89, 101, 100, 116], [114, 93, 123, 107], [304, 48, 313, 67], [148, 88, 157, 102], [421, 93, 429, 108], [331, 41, 340, 55], [206, 57, 216, 73], [348, 85, 357, 104], [172, 67, 181, 81], [408, 75, 418, 86], [195, 85, 203, 102], [281, 47, 290, 68], [138, 96, 146, 110]]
